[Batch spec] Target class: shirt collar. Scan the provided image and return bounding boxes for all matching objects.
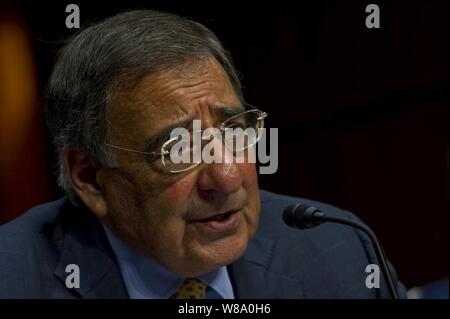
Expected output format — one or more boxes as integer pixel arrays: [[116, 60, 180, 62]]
[[103, 225, 234, 299]]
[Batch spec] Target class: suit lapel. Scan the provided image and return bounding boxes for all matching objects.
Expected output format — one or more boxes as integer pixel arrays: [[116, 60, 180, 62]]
[[227, 234, 305, 299], [53, 201, 128, 298]]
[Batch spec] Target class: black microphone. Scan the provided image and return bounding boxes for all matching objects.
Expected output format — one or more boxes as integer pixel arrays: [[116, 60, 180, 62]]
[[283, 203, 400, 299]]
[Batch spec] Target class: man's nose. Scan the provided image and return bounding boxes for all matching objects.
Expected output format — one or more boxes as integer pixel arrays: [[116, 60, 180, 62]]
[[196, 160, 242, 196]]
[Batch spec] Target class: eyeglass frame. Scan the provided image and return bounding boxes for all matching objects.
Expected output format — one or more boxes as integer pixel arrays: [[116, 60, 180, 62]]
[[104, 106, 268, 173]]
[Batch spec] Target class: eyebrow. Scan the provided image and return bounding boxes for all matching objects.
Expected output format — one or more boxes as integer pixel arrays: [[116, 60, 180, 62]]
[[144, 116, 195, 153], [213, 105, 246, 119], [143, 105, 246, 152]]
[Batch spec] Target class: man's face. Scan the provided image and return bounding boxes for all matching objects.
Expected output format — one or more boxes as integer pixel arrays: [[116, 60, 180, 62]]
[[99, 58, 260, 277]]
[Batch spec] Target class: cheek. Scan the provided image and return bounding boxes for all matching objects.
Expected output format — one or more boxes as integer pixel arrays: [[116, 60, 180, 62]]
[[161, 174, 198, 210], [239, 163, 260, 227], [240, 163, 258, 187]]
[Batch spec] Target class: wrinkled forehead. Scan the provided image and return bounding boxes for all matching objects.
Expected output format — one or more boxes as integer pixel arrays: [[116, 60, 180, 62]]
[[107, 58, 242, 147]]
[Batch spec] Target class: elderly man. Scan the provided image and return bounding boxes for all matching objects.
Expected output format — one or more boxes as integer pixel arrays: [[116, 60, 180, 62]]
[[0, 10, 405, 299]]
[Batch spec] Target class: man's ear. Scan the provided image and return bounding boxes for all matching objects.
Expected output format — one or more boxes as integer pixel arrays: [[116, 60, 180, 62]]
[[63, 146, 108, 218]]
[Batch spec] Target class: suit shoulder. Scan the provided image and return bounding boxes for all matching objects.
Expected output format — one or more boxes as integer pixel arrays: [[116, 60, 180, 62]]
[[258, 189, 366, 257], [259, 189, 355, 220], [0, 198, 70, 298], [0, 198, 67, 239]]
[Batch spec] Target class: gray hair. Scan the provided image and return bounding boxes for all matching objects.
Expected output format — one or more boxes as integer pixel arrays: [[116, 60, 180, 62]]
[[45, 10, 243, 204]]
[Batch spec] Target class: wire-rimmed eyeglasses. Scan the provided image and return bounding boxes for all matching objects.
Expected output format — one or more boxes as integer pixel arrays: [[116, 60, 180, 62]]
[[105, 107, 267, 174]]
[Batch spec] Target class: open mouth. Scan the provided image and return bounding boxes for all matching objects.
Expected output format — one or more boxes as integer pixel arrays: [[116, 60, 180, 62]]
[[196, 211, 234, 222], [190, 210, 241, 232]]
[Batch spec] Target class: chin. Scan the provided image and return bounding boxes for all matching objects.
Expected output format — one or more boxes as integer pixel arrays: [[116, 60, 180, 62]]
[[189, 231, 250, 276]]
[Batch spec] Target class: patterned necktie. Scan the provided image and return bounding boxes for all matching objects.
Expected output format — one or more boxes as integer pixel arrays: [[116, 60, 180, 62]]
[[171, 278, 208, 299]]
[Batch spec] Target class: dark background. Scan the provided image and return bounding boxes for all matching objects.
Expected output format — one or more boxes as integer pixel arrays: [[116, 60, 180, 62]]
[[0, 0, 448, 291]]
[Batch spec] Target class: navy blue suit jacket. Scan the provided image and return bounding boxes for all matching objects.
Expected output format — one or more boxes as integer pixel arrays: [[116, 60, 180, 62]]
[[0, 190, 406, 298]]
